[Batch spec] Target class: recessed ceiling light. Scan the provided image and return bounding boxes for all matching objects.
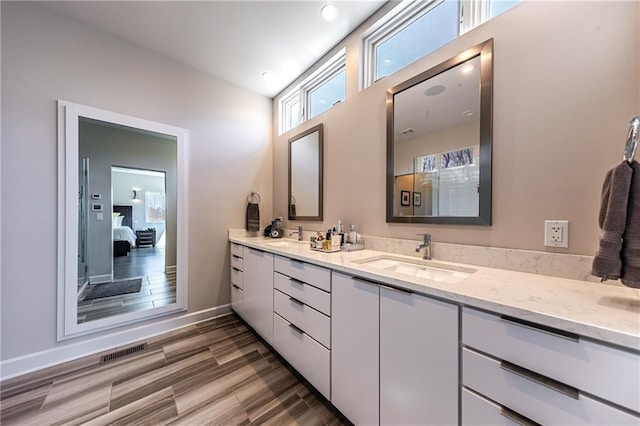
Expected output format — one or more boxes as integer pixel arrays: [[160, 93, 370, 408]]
[[262, 71, 275, 82], [461, 64, 475, 74], [321, 4, 338, 21], [462, 110, 475, 117], [424, 85, 445, 96]]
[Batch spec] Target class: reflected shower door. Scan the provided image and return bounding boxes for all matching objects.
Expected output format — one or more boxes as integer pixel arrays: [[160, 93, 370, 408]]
[[78, 157, 89, 290]]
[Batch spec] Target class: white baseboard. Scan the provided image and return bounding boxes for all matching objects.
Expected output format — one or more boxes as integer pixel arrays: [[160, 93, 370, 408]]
[[89, 274, 112, 284], [0, 304, 231, 381]]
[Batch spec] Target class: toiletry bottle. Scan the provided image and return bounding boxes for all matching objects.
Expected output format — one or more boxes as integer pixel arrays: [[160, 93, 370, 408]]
[[349, 225, 357, 244]]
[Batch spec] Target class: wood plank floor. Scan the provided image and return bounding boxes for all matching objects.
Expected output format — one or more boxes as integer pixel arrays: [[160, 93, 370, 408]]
[[113, 247, 165, 281], [0, 314, 350, 425], [78, 247, 176, 323]]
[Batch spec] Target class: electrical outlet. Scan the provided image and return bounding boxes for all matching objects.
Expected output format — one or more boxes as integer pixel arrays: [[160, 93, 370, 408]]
[[544, 220, 569, 248]]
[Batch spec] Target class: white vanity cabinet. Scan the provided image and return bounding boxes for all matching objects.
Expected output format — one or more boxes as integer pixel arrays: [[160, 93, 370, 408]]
[[242, 246, 274, 345], [331, 272, 380, 425], [461, 307, 640, 425], [229, 242, 244, 316], [380, 285, 459, 425], [331, 272, 459, 426], [272, 255, 332, 399], [230, 238, 640, 426]]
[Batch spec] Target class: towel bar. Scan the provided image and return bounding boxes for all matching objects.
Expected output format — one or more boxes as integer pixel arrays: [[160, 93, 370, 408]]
[[247, 192, 261, 204]]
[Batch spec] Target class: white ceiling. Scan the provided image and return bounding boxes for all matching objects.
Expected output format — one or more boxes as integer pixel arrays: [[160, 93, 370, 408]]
[[44, 0, 388, 98]]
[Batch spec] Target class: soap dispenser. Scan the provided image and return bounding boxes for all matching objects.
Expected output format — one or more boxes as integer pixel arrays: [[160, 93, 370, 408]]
[[349, 224, 357, 244]]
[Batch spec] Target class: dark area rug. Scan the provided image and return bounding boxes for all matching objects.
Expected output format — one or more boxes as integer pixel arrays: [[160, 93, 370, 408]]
[[83, 278, 143, 301]]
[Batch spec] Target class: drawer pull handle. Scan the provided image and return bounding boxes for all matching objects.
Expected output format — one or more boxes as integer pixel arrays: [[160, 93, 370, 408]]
[[353, 277, 376, 286], [232, 255, 242, 259], [500, 360, 579, 400], [232, 284, 241, 290], [499, 406, 541, 426], [289, 296, 305, 307], [288, 323, 304, 335], [500, 315, 580, 343], [289, 277, 305, 286], [231, 267, 241, 272], [379, 283, 414, 295], [290, 259, 304, 269]]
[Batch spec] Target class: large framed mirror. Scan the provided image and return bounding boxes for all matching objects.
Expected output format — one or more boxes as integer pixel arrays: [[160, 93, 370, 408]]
[[57, 100, 188, 340], [288, 123, 323, 221], [386, 39, 493, 225]]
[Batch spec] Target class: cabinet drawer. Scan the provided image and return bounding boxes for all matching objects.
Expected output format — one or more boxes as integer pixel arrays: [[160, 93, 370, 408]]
[[274, 256, 331, 292], [231, 267, 243, 289], [230, 253, 243, 270], [230, 242, 244, 257], [273, 313, 330, 400], [462, 307, 640, 413], [231, 284, 243, 317], [274, 289, 330, 348], [274, 272, 330, 316], [462, 388, 523, 426], [463, 348, 639, 425]]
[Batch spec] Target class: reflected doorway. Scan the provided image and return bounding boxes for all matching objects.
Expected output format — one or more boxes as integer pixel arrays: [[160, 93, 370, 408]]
[[75, 118, 178, 324], [78, 167, 176, 323]]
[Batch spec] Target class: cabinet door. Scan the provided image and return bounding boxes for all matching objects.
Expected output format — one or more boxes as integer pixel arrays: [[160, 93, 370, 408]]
[[230, 284, 243, 317], [331, 272, 379, 425], [243, 247, 274, 345], [380, 287, 458, 425]]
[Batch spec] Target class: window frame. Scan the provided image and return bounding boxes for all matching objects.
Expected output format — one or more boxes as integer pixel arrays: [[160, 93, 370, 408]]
[[279, 48, 346, 135], [280, 90, 303, 134], [360, 0, 457, 89], [360, 0, 518, 90]]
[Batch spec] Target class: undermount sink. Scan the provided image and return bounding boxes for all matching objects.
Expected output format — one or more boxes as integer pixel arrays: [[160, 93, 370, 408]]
[[353, 255, 475, 283], [264, 240, 306, 248]]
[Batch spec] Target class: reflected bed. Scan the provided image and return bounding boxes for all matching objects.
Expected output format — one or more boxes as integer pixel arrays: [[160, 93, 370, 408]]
[[113, 205, 136, 257]]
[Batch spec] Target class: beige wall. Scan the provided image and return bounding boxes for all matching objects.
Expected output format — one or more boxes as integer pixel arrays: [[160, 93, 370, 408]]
[[1, 2, 272, 360], [273, 1, 640, 256]]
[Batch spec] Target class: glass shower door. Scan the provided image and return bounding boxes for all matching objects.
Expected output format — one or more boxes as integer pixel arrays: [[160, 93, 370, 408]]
[[78, 157, 89, 290]]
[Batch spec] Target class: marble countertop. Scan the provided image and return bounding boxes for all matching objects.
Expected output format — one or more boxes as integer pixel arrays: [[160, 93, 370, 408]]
[[229, 236, 640, 351]]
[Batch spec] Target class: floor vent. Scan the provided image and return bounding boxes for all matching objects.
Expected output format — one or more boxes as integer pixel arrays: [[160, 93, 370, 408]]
[[100, 343, 147, 363]]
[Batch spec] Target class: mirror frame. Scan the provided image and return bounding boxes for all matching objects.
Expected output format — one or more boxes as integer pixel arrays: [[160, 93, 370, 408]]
[[57, 100, 189, 340], [386, 38, 493, 225], [288, 123, 324, 221]]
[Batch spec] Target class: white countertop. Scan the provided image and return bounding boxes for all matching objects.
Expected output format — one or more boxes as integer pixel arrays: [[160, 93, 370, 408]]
[[229, 236, 640, 351]]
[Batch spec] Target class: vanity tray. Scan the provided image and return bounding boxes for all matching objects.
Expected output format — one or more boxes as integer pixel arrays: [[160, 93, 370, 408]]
[[340, 242, 365, 252], [310, 246, 342, 253]]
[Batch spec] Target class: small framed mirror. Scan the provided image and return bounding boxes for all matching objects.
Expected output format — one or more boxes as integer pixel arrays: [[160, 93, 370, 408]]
[[288, 123, 323, 221], [386, 39, 493, 225]]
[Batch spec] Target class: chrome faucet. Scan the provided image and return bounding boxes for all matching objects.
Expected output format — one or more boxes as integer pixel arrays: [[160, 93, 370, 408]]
[[416, 233, 432, 260], [291, 225, 303, 241]]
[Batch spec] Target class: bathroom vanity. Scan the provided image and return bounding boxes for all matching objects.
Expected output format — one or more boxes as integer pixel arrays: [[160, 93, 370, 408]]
[[229, 235, 640, 425]]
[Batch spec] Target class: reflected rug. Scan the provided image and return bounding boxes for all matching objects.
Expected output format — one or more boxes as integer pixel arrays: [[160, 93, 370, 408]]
[[83, 278, 143, 300]]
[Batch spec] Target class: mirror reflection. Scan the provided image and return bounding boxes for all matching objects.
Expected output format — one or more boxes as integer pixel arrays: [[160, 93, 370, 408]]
[[289, 123, 323, 221], [387, 39, 493, 225], [77, 118, 177, 324]]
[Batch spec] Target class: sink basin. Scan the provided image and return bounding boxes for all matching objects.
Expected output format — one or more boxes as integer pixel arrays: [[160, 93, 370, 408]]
[[264, 240, 306, 248], [353, 255, 475, 283]]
